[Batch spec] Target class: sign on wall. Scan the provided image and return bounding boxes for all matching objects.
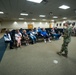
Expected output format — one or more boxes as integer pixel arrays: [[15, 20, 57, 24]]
[[28, 24, 33, 29], [49, 24, 52, 28]]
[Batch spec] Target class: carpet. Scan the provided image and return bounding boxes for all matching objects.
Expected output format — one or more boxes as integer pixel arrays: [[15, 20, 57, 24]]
[[0, 37, 7, 62]]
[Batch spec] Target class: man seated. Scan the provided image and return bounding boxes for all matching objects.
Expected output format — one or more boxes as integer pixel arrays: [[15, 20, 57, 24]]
[[51, 28, 61, 40], [41, 28, 51, 43], [4, 30, 14, 49], [29, 29, 37, 44], [22, 30, 29, 45], [33, 28, 38, 39]]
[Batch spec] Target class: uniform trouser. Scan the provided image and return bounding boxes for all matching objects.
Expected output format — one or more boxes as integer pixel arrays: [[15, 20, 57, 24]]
[[60, 41, 70, 55]]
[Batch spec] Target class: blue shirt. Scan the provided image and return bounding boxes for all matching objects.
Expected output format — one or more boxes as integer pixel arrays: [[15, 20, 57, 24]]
[[41, 31, 48, 36]]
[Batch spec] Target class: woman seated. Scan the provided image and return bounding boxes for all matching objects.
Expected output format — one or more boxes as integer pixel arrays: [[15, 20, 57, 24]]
[[22, 30, 29, 45], [41, 28, 51, 43], [15, 29, 22, 47]]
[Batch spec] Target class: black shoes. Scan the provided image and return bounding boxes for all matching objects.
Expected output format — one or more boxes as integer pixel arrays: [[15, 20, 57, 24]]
[[62, 54, 68, 58], [57, 52, 68, 58], [10, 47, 14, 49], [57, 52, 62, 56]]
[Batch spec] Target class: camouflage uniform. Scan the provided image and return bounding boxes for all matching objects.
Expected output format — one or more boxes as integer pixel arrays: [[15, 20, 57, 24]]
[[60, 25, 72, 55]]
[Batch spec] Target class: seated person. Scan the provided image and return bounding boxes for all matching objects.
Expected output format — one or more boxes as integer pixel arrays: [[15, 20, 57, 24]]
[[33, 28, 38, 39], [22, 30, 29, 45], [41, 28, 51, 43], [51, 28, 61, 40], [54, 27, 59, 34], [37, 27, 42, 37], [10, 29, 16, 43], [15, 29, 22, 47], [29, 29, 37, 44], [4, 30, 14, 49], [38, 27, 42, 33]]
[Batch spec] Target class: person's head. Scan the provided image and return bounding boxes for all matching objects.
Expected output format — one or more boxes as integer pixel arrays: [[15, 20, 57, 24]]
[[38, 27, 40, 29], [65, 21, 70, 27], [16, 29, 20, 33], [34, 28, 36, 30], [5, 29, 9, 34], [55, 27, 57, 29], [42, 28, 45, 31], [52, 27, 54, 30], [23, 30, 26, 33], [6, 30, 9, 34]]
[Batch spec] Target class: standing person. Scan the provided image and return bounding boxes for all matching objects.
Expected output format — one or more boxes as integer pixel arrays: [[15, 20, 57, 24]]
[[57, 21, 72, 57]]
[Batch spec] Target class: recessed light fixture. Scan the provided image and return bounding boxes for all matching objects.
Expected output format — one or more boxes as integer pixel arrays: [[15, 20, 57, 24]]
[[40, 22, 42, 24], [24, 22, 27, 24], [59, 5, 70, 9], [32, 18, 36, 20], [63, 21, 66, 23], [45, 22, 48, 24], [0, 11, 4, 14], [63, 17, 67, 19], [20, 13, 28, 16], [53, 16, 58, 18], [27, 0, 42, 3], [14, 21, 18, 24], [39, 15, 46, 17]]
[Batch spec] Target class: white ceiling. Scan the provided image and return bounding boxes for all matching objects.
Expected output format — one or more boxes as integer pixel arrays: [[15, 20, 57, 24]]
[[0, 0, 76, 21]]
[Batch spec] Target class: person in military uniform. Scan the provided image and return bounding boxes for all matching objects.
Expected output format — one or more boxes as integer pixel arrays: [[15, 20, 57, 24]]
[[57, 21, 72, 57]]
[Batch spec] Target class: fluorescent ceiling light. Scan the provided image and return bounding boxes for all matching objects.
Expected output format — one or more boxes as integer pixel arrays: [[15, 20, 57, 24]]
[[0, 11, 4, 14], [51, 20, 54, 21], [53, 16, 58, 18], [59, 5, 70, 9], [63, 17, 67, 19], [32, 18, 36, 20], [27, 0, 42, 3], [42, 19, 46, 21], [20, 13, 28, 16], [39, 15, 46, 17], [19, 18, 24, 20]]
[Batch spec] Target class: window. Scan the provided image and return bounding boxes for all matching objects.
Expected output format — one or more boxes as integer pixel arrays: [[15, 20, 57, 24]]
[[56, 23, 58, 26]]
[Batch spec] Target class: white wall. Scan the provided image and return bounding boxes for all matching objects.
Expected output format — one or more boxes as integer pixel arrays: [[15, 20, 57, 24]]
[[1, 20, 76, 30], [1, 21, 53, 29]]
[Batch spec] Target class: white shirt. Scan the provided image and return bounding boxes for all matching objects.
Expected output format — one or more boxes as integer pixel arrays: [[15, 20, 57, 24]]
[[4, 33, 11, 41], [15, 32, 22, 40]]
